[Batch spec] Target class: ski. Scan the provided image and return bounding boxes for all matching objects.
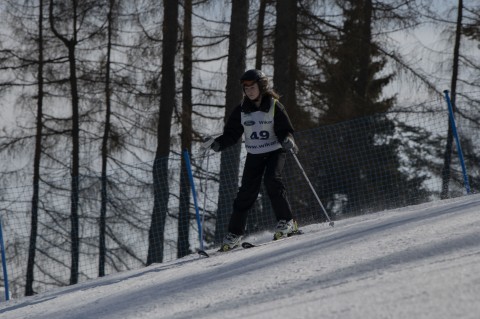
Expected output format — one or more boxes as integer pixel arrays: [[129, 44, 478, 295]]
[[197, 244, 239, 258], [198, 250, 209, 258], [241, 242, 257, 249], [198, 229, 304, 257], [218, 243, 239, 253], [241, 229, 304, 249]]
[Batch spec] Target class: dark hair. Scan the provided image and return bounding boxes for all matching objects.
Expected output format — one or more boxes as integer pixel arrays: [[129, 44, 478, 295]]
[[264, 87, 280, 100], [240, 69, 280, 99]]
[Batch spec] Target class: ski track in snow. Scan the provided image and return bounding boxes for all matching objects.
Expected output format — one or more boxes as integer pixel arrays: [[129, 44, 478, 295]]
[[1, 195, 479, 319]]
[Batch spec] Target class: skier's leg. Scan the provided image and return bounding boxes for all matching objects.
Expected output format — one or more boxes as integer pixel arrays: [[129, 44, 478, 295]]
[[228, 153, 266, 235], [264, 150, 293, 222]]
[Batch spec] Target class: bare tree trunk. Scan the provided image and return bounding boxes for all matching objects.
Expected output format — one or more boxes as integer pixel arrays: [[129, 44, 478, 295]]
[[147, 0, 178, 265], [26, 0, 45, 296], [441, 0, 463, 199], [274, 0, 299, 127], [49, 0, 81, 285], [255, 0, 267, 70], [214, 0, 249, 244], [178, 0, 193, 258], [67, 38, 81, 287], [99, 0, 115, 277]]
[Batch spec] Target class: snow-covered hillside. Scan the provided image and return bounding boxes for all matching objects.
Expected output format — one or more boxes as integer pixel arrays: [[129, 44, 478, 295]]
[[1, 194, 479, 319]]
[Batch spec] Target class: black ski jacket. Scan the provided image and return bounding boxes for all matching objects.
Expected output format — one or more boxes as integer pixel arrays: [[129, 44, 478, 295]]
[[215, 95, 295, 151]]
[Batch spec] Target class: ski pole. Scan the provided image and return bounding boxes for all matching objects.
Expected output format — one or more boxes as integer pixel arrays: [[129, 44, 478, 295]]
[[0, 215, 10, 301], [196, 148, 213, 258], [290, 149, 334, 227], [201, 151, 210, 240], [183, 149, 208, 256]]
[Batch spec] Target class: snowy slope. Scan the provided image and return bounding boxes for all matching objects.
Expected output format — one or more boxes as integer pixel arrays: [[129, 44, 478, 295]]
[[1, 194, 479, 319]]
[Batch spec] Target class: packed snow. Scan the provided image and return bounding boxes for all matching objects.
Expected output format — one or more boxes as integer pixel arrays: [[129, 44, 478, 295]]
[[1, 194, 479, 319]]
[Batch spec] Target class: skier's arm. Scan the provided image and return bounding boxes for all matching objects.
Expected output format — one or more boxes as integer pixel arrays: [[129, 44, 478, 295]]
[[214, 105, 244, 151], [273, 101, 295, 143]]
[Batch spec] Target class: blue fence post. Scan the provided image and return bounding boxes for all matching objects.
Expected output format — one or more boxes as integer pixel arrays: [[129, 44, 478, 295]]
[[0, 215, 10, 301], [443, 90, 471, 195], [183, 149, 205, 252]]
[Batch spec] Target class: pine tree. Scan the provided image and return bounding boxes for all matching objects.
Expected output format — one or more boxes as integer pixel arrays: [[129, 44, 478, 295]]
[[318, 0, 394, 124], [315, 0, 429, 215]]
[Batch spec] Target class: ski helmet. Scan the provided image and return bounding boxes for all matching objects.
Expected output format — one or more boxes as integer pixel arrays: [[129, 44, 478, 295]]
[[240, 69, 270, 93]]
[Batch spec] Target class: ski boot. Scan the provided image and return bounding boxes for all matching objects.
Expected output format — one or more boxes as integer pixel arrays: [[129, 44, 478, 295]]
[[219, 232, 242, 252], [273, 219, 298, 240]]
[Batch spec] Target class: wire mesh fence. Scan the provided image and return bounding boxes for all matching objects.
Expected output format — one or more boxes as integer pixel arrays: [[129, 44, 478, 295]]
[[0, 96, 478, 299]]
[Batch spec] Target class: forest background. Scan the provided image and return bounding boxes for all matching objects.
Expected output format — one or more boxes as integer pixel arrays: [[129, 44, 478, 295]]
[[0, 0, 479, 299]]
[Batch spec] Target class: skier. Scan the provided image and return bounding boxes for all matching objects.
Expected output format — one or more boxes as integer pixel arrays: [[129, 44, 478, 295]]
[[202, 69, 299, 251]]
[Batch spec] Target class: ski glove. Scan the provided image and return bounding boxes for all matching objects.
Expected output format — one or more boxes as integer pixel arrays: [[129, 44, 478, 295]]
[[201, 136, 221, 152], [281, 136, 298, 154]]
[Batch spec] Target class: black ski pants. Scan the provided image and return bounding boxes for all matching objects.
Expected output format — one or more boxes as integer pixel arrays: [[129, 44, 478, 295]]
[[228, 149, 293, 235]]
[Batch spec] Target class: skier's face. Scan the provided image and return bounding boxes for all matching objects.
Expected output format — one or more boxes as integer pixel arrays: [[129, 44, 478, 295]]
[[243, 81, 260, 101]]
